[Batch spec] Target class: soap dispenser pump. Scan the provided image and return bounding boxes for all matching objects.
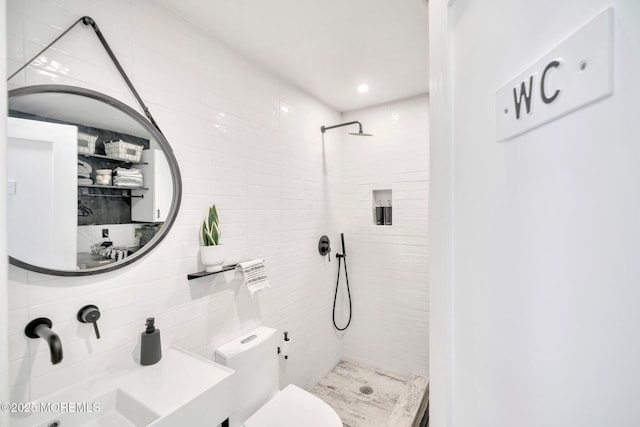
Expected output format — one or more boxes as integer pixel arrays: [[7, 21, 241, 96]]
[[140, 317, 162, 366]]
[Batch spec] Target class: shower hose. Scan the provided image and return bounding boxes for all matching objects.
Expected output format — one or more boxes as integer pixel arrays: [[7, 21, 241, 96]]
[[333, 233, 352, 331]]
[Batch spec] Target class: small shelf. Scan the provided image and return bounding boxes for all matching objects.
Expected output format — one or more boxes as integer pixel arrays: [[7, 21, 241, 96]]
[[188, 264, 237, 280], [78, 184, 148, 190], [79, 152, 147, 165]]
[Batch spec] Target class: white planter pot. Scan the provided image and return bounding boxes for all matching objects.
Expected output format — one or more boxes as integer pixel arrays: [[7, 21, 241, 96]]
[[200, 245, 226, 272]]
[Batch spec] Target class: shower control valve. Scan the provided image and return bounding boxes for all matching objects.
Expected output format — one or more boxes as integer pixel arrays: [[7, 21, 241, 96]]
[[77, 304, 102, 339], [318, 235, 332, 262]]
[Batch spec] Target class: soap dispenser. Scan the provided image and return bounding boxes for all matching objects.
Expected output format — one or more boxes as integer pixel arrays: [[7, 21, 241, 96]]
[[140, 317, 162, 366]]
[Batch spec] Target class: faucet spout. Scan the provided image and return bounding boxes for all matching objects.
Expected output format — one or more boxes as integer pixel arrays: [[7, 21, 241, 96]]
[[36, 325, 64, 364], [25, 318, 64, 365]]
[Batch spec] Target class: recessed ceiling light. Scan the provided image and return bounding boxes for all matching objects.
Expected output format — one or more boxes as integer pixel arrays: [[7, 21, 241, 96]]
[[357, 84, 369, 94]]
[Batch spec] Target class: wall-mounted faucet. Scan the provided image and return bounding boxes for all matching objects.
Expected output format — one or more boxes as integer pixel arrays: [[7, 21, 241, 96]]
[[25, 318, 63, 365]]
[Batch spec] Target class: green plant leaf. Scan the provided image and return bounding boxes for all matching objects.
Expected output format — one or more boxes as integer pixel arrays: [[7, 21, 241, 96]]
[[201, 204, 220, 246], [201, 222, 210, 246]]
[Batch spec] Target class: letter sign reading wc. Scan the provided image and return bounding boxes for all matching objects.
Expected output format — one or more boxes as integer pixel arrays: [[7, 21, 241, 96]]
[[495, 8, 613, 141]]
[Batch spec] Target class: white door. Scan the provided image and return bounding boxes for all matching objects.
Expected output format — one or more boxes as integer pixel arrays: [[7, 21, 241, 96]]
[[7, 117, 78, 270], [430, 2, 640, 426]]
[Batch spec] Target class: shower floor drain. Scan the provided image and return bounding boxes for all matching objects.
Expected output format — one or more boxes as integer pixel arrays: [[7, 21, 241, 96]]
[[359, 385, 374, 395]]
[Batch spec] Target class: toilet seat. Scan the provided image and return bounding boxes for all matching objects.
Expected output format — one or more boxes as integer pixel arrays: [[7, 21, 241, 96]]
[[244, 384, 342, 427]]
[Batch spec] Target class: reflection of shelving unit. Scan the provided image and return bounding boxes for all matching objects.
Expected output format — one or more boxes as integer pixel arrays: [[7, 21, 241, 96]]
[[79, 152, 147, 165], [78, 147, 148, 225], [78, 184, 148, 190], [79, 194, 143, 199], [78, 184, 147, 199]]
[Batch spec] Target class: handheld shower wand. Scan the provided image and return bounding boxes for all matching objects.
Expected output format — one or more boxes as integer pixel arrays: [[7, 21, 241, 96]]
[[333, 233, 352, 331]]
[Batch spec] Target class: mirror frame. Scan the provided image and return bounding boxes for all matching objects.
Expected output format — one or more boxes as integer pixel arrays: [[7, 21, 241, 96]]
[[8, 84, 183, 276]]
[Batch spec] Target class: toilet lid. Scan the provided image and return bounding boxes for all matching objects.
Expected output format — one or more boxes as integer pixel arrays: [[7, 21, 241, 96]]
[[244, 384, 342, 427]]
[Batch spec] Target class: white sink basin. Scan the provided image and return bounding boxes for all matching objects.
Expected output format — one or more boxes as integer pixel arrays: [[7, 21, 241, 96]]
[[36, 389, 160, 427], [12, 348, 235, 427]]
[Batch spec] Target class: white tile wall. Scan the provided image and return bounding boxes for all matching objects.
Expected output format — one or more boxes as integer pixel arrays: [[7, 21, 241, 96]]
[[340, 96, 430, 377], [6, 0, 345, 405]]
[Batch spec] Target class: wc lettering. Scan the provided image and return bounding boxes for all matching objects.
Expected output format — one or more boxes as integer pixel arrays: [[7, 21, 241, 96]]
[[512, 60, 562, 119]]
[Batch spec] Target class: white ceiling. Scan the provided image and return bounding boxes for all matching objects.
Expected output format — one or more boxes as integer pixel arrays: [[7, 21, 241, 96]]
[[154, 0, 429, 112]]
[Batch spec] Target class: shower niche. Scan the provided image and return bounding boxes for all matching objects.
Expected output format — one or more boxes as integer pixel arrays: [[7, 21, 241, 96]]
[[372, 189, 392, 226]]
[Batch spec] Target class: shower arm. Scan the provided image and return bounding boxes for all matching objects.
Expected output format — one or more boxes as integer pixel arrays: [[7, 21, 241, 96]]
[[320, 121, 364, 134], [8, 16, 163, 135]]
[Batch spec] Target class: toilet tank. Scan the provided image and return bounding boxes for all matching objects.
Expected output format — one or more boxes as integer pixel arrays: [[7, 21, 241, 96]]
[[215, 327, 280, 427]]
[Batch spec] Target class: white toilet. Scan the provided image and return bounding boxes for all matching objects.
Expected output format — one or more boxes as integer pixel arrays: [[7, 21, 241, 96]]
[[215, 327, 342, 427]]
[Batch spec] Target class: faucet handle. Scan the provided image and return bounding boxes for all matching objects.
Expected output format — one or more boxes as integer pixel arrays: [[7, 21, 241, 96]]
[[77, 305, 101, 339]]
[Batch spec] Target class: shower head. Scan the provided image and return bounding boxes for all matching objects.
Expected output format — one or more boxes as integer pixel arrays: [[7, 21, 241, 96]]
[[320, 121, 373, 137], [348, 130, 373, 137]]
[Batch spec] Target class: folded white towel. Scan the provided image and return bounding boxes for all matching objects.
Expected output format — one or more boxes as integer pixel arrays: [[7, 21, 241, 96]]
[[113, 180, 143, 188], [113, 176, 143, 183], [78, 177, 93, 185], [113, 174, 144, 187], [78, 159, 92, 175], [114, 167, 143, 177], [235, 259, 270, 296]]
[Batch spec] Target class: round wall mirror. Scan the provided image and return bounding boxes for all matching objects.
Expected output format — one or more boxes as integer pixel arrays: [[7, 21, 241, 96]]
[[7, 85, 182, 276]]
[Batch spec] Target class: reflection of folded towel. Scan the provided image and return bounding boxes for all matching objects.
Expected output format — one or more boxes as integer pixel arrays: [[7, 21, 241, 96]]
[[113, 167, 143, 187], [113, 176, 143, 187], [114, 167, 142, 177], [113, 176, 143, 181], [235, 259, 270, 295], [78, 177, 93, 185], [113, 183, 143, 188], [78, 159, 92, 175]]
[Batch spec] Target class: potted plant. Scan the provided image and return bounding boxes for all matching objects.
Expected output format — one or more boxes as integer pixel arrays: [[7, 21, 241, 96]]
[[200, 204, 226, 272]]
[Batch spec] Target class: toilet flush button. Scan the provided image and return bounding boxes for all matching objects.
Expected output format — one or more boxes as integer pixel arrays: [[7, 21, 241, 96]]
[[241, 334, 257, 344]]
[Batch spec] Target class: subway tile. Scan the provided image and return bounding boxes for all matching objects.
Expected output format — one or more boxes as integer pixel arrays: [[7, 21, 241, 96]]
[[8, 308, 29, 337], [7, 280, 28, 310], [8, 358, 30, 388], [7, 34, 23, 66], [131, 1, 199, 64], [9, 333, 29, 362], [247, 172, 282, 188]]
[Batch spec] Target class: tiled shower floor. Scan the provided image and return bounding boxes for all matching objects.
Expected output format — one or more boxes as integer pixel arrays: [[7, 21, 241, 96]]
[[311, 359, 429, 427]]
